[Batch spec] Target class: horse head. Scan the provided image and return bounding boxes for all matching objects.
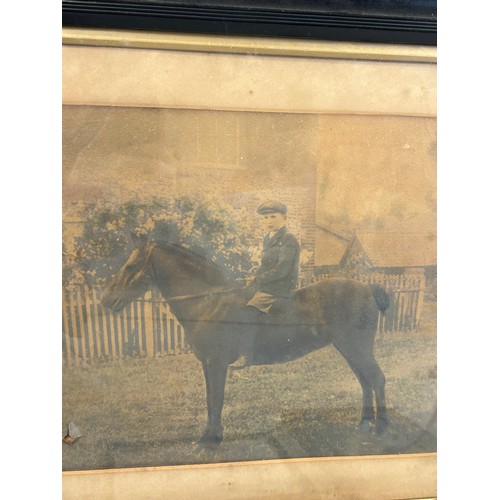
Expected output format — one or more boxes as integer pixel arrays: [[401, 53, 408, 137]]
[[101, 234, 154, 312]]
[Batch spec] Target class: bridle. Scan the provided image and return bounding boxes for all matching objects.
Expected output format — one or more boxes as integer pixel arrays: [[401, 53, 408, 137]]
[[142, 241, 245, 303]]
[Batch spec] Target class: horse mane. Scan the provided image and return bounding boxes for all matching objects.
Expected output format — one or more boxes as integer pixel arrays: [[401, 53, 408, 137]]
[[155, 242, 228, 286]]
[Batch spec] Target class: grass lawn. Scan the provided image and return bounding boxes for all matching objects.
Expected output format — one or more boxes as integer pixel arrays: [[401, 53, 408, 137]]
[[62, 303, 436, 471]]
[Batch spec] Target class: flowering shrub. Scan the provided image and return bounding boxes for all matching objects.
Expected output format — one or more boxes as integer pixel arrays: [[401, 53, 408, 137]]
[[63, 196, 254, 287]]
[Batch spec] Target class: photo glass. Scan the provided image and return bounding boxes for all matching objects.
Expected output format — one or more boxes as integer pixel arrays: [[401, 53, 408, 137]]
[[62, 36, 437, 496]]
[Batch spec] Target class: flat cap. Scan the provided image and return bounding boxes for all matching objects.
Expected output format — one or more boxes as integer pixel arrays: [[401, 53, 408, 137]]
[[256, 200, 287, 215]]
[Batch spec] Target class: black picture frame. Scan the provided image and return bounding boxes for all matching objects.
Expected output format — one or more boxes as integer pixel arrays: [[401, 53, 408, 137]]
[[62, 0, 437, 46]]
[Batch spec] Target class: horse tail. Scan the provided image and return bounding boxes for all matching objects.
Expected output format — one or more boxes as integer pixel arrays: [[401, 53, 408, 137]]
[[369, 284, 390, 314]]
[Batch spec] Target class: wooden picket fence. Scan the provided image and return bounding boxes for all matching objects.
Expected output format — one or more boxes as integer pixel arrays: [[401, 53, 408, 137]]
[[62, 273, 425, 366], [362, 273, 425, 334], [62, 286, 188, 367], [315, 272, 425, 334]]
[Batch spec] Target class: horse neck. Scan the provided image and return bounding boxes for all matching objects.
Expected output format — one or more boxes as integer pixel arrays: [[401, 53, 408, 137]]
[[150, 245, 228, 321]]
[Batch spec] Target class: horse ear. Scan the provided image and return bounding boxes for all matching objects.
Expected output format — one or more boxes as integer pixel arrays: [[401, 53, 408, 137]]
[[130, 232, 147, 247]]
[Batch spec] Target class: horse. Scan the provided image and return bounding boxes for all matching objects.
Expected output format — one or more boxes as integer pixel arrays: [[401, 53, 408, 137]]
[[101, 234, 390, 447]]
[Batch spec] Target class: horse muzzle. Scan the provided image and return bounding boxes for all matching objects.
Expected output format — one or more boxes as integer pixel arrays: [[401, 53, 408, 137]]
[[100, 290, 126, 312]]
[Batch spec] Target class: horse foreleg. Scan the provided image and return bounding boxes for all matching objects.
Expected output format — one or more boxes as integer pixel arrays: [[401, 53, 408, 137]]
[[200, 359, 228, 447]]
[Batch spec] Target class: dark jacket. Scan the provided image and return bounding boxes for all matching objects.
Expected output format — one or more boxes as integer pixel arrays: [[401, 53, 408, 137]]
[[254, 226, 300, 297]]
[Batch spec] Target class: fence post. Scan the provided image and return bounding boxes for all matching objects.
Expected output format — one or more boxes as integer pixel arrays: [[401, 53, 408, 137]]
[[90, 287, 102, 359], [63, 285, 189, 364], [386, 274, 396, 332], [75, 287, 89, 363], [62, 289, 73, 367], [83, 285, 95, 361], [68, 288, 81, 365], [415, 274, 426, 328], [101, 298, 111, 359], [143, 294, 155, 358], [129, 301, 138, 356]]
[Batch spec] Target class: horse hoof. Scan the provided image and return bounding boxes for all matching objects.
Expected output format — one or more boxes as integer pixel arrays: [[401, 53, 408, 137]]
[[195, 443, 219, 460], [199, 433, 223, 450], [359, 419, 372, 434], [375, 418, 389, 436]]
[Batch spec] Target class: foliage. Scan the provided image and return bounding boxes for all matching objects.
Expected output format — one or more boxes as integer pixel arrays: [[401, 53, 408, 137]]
[[63, 196, 254, 287]]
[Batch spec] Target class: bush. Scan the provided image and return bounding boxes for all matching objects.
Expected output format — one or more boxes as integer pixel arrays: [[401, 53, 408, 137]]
[[63, 196, 254, 287]]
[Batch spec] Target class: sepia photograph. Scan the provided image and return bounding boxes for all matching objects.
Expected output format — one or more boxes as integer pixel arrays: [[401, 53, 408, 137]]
[[62, 30, 436, 498]]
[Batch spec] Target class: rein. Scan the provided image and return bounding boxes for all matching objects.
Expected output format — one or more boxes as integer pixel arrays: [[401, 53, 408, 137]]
[[144, 241, 246, 302], [165, 286, 245, 302]]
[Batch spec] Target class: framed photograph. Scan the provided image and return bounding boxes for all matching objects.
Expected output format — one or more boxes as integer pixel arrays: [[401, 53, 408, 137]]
[[62, 19, 436, 499]]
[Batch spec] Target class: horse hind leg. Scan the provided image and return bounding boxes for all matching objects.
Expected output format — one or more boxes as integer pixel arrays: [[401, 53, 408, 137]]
[[359, 357, 389, 435], [332, 339, 389, 435], [345, 362, 376, 433], [350, 358, 388, 435]]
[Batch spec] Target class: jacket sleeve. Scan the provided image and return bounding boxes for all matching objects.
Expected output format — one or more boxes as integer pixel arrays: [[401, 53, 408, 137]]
[[256, 236, 299, 286]]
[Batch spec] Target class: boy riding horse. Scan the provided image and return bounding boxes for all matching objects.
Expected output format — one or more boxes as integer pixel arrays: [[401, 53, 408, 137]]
[[232, 200, 300, 368]]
